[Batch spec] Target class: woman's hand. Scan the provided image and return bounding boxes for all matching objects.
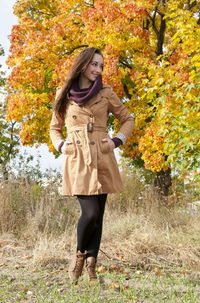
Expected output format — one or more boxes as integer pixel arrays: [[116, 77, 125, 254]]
[[101, 138, 115, 152], [61, 140, 73, 154]]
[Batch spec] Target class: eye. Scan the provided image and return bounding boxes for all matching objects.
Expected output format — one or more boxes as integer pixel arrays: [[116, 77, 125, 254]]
[[91, 62, 104, 71]]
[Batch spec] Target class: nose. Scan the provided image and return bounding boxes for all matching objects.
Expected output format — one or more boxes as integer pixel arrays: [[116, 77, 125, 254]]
[[96, 65, 102, 74]]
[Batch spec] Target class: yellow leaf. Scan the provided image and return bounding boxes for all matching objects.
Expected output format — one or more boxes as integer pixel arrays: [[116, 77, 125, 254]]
[[97, 265, 107, 273]]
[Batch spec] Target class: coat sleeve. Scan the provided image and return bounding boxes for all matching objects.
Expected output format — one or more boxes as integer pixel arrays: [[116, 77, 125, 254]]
[[49, 89, 65, 151], [108, 87, 135, 144]]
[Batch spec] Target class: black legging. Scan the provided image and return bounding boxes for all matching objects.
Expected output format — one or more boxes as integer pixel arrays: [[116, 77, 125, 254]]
[[76, 194, 107, 259]]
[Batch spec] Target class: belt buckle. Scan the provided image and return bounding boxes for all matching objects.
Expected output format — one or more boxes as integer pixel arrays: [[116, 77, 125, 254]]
[[87, 122, 94, 133]]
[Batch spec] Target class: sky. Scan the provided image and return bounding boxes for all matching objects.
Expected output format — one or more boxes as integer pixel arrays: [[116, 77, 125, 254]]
[[0, 1, 15, 67], [0, 0, 17, 70], [0, 0, 120, 173], [0, 0, 63, 172]]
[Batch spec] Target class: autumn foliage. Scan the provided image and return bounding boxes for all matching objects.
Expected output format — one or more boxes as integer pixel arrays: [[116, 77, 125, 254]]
[[6, 0, 200, 174]]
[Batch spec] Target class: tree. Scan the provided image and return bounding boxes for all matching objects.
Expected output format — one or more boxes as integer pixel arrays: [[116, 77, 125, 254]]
[[6, 0, 200, 194], [0, 45, 19, 179]]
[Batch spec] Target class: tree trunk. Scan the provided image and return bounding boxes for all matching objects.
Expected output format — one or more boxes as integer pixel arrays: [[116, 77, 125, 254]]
[[153, 168, 172, 198], [1, 164, 9, 181]]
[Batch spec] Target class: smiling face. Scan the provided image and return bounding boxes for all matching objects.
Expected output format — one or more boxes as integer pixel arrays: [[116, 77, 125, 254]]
[[81, 53, 104, 86]]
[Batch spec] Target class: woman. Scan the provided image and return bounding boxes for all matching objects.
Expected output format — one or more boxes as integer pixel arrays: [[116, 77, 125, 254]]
[[50, 47, 134, 285]]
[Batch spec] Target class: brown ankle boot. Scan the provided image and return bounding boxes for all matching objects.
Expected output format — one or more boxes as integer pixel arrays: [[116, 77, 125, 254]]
[[69, 250, 87, 283], [86, 256, 98, 285]]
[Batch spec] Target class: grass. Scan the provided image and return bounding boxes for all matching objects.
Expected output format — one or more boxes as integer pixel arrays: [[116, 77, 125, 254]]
[[0, 264, 200, 302], [0, 171, 200, 302]]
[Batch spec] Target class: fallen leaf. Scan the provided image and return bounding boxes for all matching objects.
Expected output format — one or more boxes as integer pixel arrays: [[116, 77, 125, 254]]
[[23, 255, 32, 260], [90, 280, 99, 287], [154, 267, 161, 276], [97, 265, 107, 273], [51, 270, 60, 275], [15, 264, 20, 269], [135, 270, 142, 275], [109, 264, 121, 272], [62, 267, 68, 272], [111, 282, 120, 290], [57, 288, 64, 292], [18, 285, 27, 293]]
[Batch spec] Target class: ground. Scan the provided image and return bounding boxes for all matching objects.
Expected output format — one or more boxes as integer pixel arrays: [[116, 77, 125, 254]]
[[0, 236, 199, 303]]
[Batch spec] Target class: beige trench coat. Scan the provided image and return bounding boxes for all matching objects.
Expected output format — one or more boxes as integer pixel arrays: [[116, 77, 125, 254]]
[[50, 84, 134, 196]]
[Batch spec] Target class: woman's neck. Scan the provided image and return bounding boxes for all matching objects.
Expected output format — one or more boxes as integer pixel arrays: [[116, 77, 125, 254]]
[[78, 75, 93, 89]]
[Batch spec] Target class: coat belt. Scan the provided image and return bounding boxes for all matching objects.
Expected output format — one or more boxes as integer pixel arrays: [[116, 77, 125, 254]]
[[67, 124, 107, 166], [68, 124, 107, 134]]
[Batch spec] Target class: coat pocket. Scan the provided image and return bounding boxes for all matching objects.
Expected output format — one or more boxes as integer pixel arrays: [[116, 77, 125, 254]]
[[64, 143, 75, 155], [63, 136, 76, 155], [99, 137, 111, 154]]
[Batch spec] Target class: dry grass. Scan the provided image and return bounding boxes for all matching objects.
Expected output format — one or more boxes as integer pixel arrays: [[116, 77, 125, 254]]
[[103, 209, 200, 270], [0, 176, 78, 236], [0, 172, 200, 271], [103, 183, 200, 269]]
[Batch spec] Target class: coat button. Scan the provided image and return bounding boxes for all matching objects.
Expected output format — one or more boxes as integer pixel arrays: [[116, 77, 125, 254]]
[[90, 141, 95, 145], [89, 114, 93, 118], [76, 140, 81, 144], [72, 115, 77, 119]]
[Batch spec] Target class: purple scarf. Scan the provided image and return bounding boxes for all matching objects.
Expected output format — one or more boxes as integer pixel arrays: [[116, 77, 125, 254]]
[[69, 75, 103, 105]]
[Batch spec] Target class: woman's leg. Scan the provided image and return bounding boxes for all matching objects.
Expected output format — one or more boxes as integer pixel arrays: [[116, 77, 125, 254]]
[[86, 194, 107, 258], [77, 194, 107, 258], [76, 194, 107, 284], [69, 195, 99, 283]]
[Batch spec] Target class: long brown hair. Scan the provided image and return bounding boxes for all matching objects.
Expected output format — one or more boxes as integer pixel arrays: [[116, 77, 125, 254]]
[[53, 47, 103, 120]]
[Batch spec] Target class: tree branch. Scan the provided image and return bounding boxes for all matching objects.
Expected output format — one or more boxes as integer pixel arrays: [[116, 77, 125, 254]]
[[119, 57, 133, 69], [123, 83, 132, 99], [198, 10, 200, 25], [147, 10, 159, 36], [62, 45, 89, 56], [159, 0, 165, 6], [28, 6, 58, 18], [146, 5, 166, 56], [84, 0, 95, 8], [156, 13, 166, 56], [187, 0, 197, 11], [156, 8, 165, 17], [6, 121, 17, 163]]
